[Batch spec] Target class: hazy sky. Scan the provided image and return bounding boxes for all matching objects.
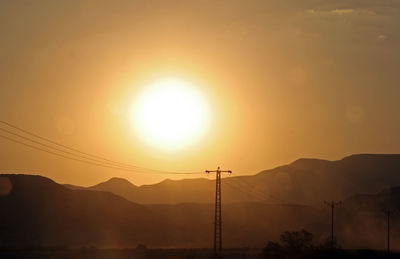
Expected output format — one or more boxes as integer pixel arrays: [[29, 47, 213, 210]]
[[0, 0, 399, 186]]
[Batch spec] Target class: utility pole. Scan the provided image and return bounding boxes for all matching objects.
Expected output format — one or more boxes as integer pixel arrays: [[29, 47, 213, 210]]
[[383, 208, 396, 256], [206, 167, 232, 258], [387, 209, 390, 256], [324, 200, 341, 248]]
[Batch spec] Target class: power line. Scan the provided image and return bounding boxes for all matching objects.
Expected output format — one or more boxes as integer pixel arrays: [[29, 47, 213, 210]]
[[0, 134, 200, 175], [0, 120, 174, 173], [0, 120, 200, 175], [228, 177, 285, 203], [0, 127, 143, 170], [1, 120, 126, 165], [224, 180, 265, 202], [229, 178, 268, 201], [0, 122, 200, 175], [0, 126, 198, 174], [0, 134, 129, 170]]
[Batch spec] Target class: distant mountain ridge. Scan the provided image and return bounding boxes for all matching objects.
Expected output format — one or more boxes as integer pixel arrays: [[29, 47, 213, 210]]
[[66, 154, 400, 205], [0, 174, 324, 248], [0, 174, 167, 248], [91, 177, 138, 191], [3, 172, 400, 249]]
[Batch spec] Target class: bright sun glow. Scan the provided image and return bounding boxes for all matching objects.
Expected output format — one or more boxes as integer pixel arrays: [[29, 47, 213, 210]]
[[131, 78, 211, 151]]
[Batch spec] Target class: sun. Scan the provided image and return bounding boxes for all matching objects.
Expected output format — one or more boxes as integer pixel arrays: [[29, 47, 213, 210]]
[[130, 77, 211, 151]]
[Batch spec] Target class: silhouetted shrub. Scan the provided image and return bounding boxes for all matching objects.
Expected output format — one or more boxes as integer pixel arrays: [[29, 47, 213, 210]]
[[264, 229, 314, 258], [263, 241, 283, 258], [280, 229, 313, 252], [263, 229, 349, 258]]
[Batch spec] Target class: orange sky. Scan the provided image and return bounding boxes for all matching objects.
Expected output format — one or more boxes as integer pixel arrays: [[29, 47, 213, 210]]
[[0, 0, 399, 186]]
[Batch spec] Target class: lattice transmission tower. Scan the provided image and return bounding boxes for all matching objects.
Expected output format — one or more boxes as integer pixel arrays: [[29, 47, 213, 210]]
[[206, 167, 232, 257]]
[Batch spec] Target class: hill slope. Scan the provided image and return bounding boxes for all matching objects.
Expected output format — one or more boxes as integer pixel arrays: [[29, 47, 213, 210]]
[[3, 174, 400, 249], [67, 154, 400, 205], [0, 174, 166, 248], [0, 174, 324, 248]]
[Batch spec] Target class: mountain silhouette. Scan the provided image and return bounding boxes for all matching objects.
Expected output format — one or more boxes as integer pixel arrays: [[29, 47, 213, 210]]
[[0, 174, 326, 248], [66, 154, 400, 205], [345, 185, 400, 210], [0, 174, 167, 248], [0, 174, 322, 248], [3, 172, 400, 249]]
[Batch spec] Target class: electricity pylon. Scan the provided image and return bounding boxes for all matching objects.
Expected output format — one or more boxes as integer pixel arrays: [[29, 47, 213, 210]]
[[206, 167, 232, 257], [324, 200, 342, 248]]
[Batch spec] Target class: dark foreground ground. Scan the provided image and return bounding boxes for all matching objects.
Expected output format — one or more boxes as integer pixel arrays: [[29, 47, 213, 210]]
[[0, 248, 256, 259], [0, 248, 398, 259]]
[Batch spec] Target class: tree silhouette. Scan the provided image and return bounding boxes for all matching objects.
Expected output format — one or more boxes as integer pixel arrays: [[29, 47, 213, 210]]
[[280, 229, 313, 253], [264, 229, 314, 258]]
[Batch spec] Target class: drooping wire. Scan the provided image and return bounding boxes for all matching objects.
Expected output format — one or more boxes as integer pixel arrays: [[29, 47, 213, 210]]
[[226, 177, 286, 203], [0, 120, 201, 175], [0, 134, 201, 175], [0, 127, 140, 170], [223, 179, 264, 202], [233, 177, 286, 203]]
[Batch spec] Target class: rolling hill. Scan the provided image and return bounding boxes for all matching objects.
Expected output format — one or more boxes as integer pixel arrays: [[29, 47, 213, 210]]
[[2, 172, 400, 249], [0, 174, 324, 248], [0, 174, 167, 248], [67, 154, 400, 205]]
